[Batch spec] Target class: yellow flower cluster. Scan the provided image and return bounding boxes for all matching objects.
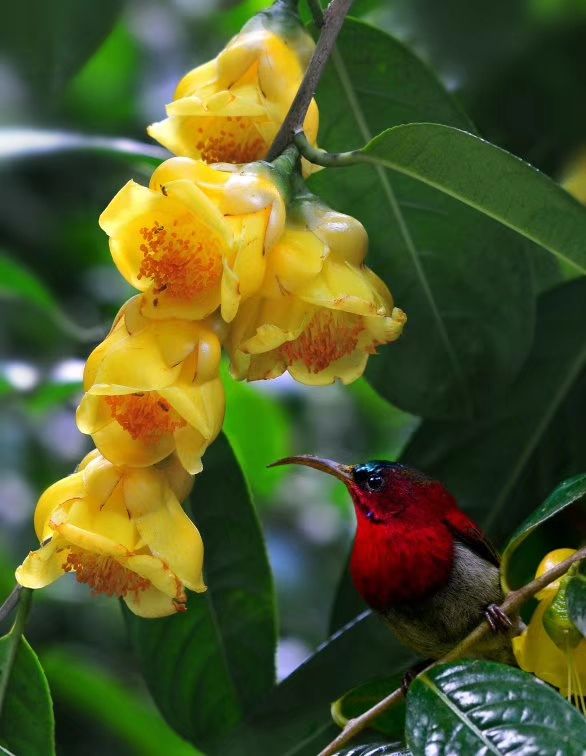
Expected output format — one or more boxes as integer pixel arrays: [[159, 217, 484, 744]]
[[16, 3, 406, 616], [513, 549, 586, 710]]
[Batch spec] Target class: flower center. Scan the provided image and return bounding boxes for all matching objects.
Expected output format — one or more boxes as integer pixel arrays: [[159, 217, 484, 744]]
[[281, 310, 364, 374], [64, 550, 150, 597], [105, 393, 186, 441], [195, 116, 267, 163], [138, 219, 223, 299]]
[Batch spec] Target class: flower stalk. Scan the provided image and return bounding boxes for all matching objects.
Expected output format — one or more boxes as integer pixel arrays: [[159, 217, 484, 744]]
[[267, 0, 355, 160]]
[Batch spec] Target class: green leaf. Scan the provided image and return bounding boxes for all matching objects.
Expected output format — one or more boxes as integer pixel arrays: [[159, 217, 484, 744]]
[[406, 660, 586, 754], [0, 252, 103, 342], [333, 675, 406, 740], [125, 433, 276, 751], [0, 0, 123, 99], [567, 574, 586, 637], [500, 474, 586, 590], [362, 123, 586, 275], [0, 129, 166, 168], [310, 20, 535, 419], [219, 612, 415, 756], [222, 364, 291, 499], [41, 649, 199, 756], [403, 278, 586, 549], [0, 636, 55, 756]]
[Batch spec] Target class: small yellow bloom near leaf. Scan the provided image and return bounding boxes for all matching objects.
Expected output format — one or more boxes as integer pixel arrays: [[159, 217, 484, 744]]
[[147, 4, 319, 164], [227, 195, 407, 385], [562, 150, 586, 205], [513, 548, 586, 710], [15, 450, 205, 618], [76, 296, 225, 474], [100, 157, 286, 323]]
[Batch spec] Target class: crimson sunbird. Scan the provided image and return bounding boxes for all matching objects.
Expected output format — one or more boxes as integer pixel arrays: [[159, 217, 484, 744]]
[[271, 456, 522, 666]]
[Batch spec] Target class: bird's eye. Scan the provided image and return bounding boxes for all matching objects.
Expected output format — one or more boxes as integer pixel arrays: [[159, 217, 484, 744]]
[[366, 473, 384, 493]]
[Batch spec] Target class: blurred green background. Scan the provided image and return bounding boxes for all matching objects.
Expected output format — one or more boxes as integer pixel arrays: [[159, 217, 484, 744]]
[[1, 0, 586, 753]]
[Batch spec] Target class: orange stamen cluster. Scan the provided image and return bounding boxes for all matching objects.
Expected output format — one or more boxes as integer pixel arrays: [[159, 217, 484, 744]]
[[196, 117, 267, 163], [105, 393, 186, 441], [281, 311, 364, 373], [64, 550, 150, 597], [138, 220, 222, 299]]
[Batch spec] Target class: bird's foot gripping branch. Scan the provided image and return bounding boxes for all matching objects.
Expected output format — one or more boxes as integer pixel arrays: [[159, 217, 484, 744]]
[[2, 0, 586, 754]]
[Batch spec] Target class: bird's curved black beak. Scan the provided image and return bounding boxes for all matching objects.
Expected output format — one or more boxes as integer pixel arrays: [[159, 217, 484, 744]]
[[269, 455, 354, 484]]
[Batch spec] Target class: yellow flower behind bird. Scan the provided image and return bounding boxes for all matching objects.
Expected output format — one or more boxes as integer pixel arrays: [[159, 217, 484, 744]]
[[148, 4, 319, 164], [228, 195, 406, 385], [76, 296, 225, 474], [100, 157, 286, 323], [15, 450, 205, 618], [513, 549, 586, 709]]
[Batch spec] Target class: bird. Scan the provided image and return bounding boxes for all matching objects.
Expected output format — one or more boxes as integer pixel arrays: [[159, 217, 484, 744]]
[[270, 456, 523, 667]]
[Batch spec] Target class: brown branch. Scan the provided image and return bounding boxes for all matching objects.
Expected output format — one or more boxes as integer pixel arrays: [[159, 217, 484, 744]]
[[267, 0, 354, 160], [318, 546, 586, 756]]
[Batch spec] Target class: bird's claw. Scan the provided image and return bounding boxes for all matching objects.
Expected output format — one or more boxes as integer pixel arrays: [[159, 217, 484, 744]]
[[401, 659, 432, 696], [485, 604, 513, 633]]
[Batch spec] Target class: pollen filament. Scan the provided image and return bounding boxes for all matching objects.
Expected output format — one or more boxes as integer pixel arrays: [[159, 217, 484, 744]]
[[195, 116, 267, 164], [105, 393, 186, 441], [64, 550, 150, 597], [281, 310, 364, 373], [137, 219, 222, 299]]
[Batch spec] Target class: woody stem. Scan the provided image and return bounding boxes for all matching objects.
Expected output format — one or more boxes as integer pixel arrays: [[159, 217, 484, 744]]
[[267, 0, 354, 160], [318, 546, 586, 756]]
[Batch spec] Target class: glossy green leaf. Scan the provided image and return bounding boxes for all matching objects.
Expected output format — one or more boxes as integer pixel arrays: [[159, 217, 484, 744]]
[[0, 129, 166, 167], [41, 649, 199, 756], [219, 612, 415, 756], [222, 364, 291, 499], [336, 746, 411, 756], [500, 474, 586, 590], [333, 674, 405, 740], [125, 434, 276, 751], [403, 278, 586, 549], [0, 636, 55, 756], [0, 0, 123, 98], [363, 123, 586, 274], [310, 20, 535, 419], [406, 660, 586, 754], [567, 574, 586, 637]]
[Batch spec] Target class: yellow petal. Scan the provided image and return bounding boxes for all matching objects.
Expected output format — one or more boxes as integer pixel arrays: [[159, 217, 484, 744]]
[[33, 472, 85, 541], [123, 584, 186, 618], [52, 521, 127, 558], [124, 471, 206, 593], [16, 539, 67, 589], [90, 414, 176, 468]]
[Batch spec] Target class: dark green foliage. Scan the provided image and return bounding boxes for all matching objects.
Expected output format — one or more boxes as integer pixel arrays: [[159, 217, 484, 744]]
[[0, 636, 55, 756], [406, 661, 586, 754], [310, 19, 536, 419], [125, 434, 276, 750]]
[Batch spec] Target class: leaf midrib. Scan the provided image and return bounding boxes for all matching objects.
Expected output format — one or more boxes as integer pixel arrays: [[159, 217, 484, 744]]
[[329, 47, 474, 417], [417, 674, 502, 755]]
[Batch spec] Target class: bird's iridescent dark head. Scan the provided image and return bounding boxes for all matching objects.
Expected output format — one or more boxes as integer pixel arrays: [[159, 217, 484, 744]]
[[269, 455, 449, 525]]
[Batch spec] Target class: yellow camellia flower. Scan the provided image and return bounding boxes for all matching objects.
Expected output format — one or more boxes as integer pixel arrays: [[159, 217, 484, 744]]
[[227, 196, 407, 385], [76, 296, 225, 474], [15, 450, 205, 618], [147, 4, 319, 164], [513, 548, 586, 709], [100, 157, 286, 323]]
